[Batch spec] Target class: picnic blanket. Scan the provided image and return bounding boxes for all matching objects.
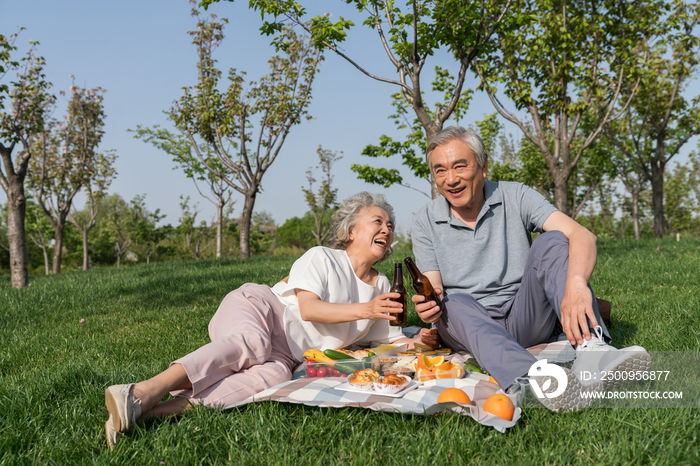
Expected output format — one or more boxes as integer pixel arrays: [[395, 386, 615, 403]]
[[226, 337, 576, 433]]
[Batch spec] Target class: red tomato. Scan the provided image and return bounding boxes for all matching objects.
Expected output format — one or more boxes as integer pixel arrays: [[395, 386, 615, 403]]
[[307, 368, 317, 377], [329, 368, 338, 377], [306, 360, 315, 369], [317, 367, 328, 377]]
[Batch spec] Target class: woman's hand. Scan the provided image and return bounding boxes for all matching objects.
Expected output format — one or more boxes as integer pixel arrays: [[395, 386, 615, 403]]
[[362, 292, 405, 321]]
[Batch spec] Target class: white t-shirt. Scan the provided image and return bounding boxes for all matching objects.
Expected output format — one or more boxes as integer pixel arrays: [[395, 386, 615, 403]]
[[271, 246, 406, 361]]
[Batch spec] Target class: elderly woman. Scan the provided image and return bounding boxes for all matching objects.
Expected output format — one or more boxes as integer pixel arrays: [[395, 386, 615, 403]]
[[105, 192, 439, 448]]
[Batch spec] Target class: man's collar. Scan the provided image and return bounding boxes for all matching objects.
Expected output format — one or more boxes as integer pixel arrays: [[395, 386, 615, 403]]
[[433, 180, 502, 224]]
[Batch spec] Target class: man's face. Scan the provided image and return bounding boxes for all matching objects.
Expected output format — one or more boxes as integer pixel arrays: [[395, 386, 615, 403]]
[[430, 139, 488, 213]]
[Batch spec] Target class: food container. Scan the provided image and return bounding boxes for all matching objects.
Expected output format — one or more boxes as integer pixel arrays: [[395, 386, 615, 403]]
[[292, 354, 381, 380], [414, 362, 466, 382]]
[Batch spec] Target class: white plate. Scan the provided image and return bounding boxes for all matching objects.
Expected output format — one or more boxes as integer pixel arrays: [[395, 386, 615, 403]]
[[334, 380, 419, 398]]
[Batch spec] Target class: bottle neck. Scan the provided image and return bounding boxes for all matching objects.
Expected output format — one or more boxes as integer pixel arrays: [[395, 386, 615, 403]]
[[404, 258, 420, 281], [393, 264, 404, 286]]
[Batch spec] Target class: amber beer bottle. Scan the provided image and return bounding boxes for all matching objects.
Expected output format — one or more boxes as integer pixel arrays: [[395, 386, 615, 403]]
[[404, 256, 444, 312], [389, 263, 408, 327]]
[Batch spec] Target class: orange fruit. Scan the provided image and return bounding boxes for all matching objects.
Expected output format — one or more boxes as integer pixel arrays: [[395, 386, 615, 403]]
[[415, 354, 445, 372], [416, 367, 436, 382], [435, 361, 453, 371], [488, 376, 499, 385], [434, 362, 465, 379], [437, 387, 471, 404], [483, 394, 515, 421]]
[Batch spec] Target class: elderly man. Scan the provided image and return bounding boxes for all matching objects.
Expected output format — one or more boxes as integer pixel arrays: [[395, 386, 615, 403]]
[[411, 126, 649, 412]]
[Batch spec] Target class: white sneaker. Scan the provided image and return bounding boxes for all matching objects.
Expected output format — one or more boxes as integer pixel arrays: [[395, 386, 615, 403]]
[[528, 365, 594, 412], [571, 326, 651, 389]]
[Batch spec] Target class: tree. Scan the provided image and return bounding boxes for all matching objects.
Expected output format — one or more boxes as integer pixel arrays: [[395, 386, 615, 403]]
[[178, 195, 213, 260], [610, 147, 649, 240], [25, 197, 53, 275], [103, 194, 135, 268], [302, 145, 341, 246], [664, 152, 700, 236], [203, 0, 515, 198], [276, 212, 318, 249], [169, 7, 322, 259], [130, 125, 233, 258], [604, 0, 700, 237], [473, 0, 659, 216], [29, 80, 107, 274], [131, 194, 169, 264], [66, 149, 117, 269], [0, 32, 53, 287]]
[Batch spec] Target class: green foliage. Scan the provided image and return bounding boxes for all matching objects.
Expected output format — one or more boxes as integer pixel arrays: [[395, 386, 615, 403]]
[[0, 34, 54, 143], [474, 0, 663, 215], [277, 210, 332, 250], [471, 112, 501, 157], [603, 0, 700, 237], [664, 152, 700, 235], [218, 1, 516, 197]]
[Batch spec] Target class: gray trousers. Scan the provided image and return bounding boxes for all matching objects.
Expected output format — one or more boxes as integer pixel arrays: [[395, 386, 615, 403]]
[[436, 231, 610, 389]]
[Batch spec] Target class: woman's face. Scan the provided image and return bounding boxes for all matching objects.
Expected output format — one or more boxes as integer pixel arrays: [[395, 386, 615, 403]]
[[347, 205, 394, 262]]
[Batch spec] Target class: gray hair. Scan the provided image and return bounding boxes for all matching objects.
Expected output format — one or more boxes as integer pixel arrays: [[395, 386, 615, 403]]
[[426, 126, 487, 168], [330, 191, 395, 259]]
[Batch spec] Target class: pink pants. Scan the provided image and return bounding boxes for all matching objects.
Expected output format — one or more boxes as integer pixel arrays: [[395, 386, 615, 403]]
[[171, 283, 298, 408]]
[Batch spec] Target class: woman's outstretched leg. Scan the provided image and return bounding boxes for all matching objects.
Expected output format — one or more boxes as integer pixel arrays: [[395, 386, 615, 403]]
[[105, 363, 193, 449]]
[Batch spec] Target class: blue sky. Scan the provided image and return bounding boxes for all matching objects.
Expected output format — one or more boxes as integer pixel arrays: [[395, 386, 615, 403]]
[[2, 0, 696, 234]]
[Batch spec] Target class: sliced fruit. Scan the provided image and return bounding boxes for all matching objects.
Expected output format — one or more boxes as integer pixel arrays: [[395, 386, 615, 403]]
[[435, 361, 454, 371], [488, 376, 499, 385], [415, 354, 445, 372], [415, 367, 436, 382]]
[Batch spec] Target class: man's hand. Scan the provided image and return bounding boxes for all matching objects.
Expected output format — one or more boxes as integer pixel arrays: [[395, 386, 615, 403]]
[[416, 327, 440, 349], [560, 277, 598, 346], [412, 287, 443, 323]]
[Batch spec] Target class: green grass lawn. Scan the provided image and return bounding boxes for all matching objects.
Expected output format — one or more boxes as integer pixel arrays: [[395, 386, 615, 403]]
[[1, 239, 699, 465]]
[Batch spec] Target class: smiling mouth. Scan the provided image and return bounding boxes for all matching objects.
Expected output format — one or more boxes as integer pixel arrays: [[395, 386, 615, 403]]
[[447, 186, 465, 195], [374, 238, 387, 248]]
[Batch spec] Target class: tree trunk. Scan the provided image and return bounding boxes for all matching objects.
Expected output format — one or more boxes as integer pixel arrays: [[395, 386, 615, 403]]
[[52, 224, 64, 275], [116, 249, 122, 268], [6, 184, 29, 288], [650, 159, 666, 239], [422, 125, 441, 199], [81, 229, 90, 270], [216, 201, 223, 259], [40, 245, 49, 275], [239, 192, 256, 259], [553, 173, 571, 217], [50, 211, 70, 274], [632, 190, 640, 240]]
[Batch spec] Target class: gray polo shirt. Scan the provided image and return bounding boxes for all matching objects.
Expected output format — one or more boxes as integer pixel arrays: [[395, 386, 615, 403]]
[[411, 180, 557, 307]]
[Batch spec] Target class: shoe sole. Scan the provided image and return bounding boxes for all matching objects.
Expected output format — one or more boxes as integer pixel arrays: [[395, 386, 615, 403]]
[[532, 367, 596, 413], [599, 349, 652, 390], [105, 417, 120, 450], [105, 387, 124, 433]]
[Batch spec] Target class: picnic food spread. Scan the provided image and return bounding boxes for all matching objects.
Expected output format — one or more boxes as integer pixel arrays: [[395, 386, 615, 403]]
[[300, 344, 471, 386]]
